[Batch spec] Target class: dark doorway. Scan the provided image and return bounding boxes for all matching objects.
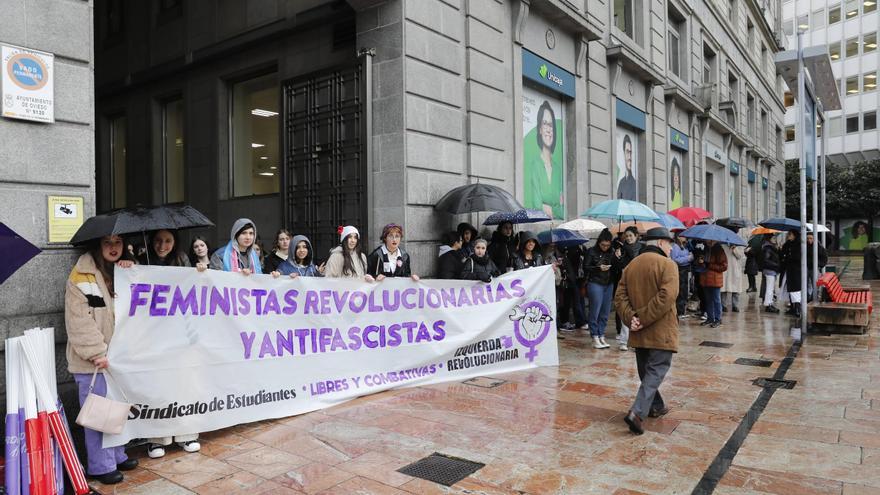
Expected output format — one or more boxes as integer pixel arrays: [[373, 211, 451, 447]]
[[283, 63, 367, 261]]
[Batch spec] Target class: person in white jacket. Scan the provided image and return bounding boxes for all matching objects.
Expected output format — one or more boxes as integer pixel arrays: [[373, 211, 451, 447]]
[[721, 234, 745, 312]]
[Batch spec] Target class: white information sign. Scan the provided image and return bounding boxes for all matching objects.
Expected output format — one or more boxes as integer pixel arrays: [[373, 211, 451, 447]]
[[2, 44, 54, 123]]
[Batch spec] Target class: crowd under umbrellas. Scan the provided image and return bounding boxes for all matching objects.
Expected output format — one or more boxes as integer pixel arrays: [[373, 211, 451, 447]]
[[1, 185, 829, 488]]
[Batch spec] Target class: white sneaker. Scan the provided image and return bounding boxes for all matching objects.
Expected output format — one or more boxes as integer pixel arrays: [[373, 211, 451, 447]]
[[598, 336, 611, 349], [179, 440, 201, 453], [618, 342, 628, 351], [147, 443, 166, 459], [579, 323, 590, 330], [592, 337, 604, 349]]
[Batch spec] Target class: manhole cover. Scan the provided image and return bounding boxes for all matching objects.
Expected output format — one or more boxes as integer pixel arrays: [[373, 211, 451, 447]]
[[462, 377, 506, 388], [397, 452, 485, 486], [700, 341, 734, 348], [734, 358, 773, 367], [752, 378, 797, 389]]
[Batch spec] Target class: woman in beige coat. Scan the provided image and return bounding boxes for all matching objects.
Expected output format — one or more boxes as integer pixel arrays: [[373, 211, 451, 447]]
[[65, 234, 137, 485], [721, 240, 745, 312]]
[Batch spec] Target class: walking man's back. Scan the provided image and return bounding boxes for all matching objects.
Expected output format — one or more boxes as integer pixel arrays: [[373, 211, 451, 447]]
[[613, 227, 679, 434]]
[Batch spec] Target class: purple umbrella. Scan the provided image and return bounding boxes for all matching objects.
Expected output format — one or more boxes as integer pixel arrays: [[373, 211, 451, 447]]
[[0, 223, 41, 285]]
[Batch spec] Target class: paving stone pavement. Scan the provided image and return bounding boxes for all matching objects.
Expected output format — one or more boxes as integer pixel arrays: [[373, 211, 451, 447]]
[[91, 257, 880, 494]]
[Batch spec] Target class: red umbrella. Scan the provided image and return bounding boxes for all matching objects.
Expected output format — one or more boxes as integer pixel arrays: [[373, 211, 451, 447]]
[[667, 207, 712, 227]]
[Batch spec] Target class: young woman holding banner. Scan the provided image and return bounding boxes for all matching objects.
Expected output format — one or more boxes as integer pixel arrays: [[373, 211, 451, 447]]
[[65, 235, 138, 484], [209, 218, 262, 274], [140, 229, 201, 458], [325, 226, 375, 281]]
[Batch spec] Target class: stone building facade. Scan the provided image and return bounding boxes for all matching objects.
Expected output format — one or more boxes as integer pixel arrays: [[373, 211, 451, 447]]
[[0, 0, 95, 416], [93, 0, 788, 276]]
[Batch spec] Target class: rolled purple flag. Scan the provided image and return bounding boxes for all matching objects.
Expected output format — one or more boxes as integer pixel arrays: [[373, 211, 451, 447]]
[[5, 412, 21, 495]]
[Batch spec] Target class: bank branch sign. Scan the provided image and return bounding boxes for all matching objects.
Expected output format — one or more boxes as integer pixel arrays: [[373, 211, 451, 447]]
[[522, 49, 575, 98], [2, 44, 54, 123]]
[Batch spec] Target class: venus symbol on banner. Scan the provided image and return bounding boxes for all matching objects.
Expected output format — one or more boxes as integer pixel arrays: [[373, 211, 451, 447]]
[[509, 300, 553, 362]]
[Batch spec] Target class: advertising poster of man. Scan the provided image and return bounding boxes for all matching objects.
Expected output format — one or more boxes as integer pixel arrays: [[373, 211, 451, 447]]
[[668, 151, 684, 210], [522, 87, 565, 220], [840, 219, 870, 250], [615, 126, 638, 201]]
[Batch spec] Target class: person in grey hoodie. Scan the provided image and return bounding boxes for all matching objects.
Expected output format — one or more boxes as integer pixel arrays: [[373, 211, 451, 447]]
[[513, 231, 544, 270], [272, 235, 324, 278], [209, 218, 262, 274]]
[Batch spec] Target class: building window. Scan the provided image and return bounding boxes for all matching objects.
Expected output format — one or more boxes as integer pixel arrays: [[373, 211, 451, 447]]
[[865, 111, 877, 130], [729, 0, 737, 23], [783, 19, 794, 36], [865, 32, 878, 53], [829, 41, 842, 60], [785, 125, 795, 141], [748, 18, 757, 49], [163, 98, 185, 203], [846, 76, 860, 95], [865, 71, 878, 92], [813, 9, 826, 28], [231, 72, 280, 197], [774, 182, 782, 216], [865, 0, 877, 14], [796, 14, 809, 31], [761, 109, 768, 147], [668, 6, 686, 80], [110, 115, 127, 208], [846, 114, 860, 133], [829, 5, 842, 23], [728, 71, 739, 102], [614, 0, 635, 40], [828, 116, 842, 136], [703, 43, 717, 83], [846, 36, 860, 57], [746, 93, 756, 136], [846, 0, 859, 18], [784, 91, 794, 107]]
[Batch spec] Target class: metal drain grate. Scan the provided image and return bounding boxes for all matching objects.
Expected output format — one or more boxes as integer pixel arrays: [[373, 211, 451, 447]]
[[397, 452, 485, 486], [461, 377, 506, 388], [734, 358, 773, 367], [699, 341, 734, 348], [752, 378, 797, 389]]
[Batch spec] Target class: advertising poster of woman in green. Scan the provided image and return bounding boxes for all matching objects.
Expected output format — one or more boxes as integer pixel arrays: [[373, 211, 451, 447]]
[[669, 153, 683, 210], [522, 87, 565, 220], [840, 220, 870, 250]]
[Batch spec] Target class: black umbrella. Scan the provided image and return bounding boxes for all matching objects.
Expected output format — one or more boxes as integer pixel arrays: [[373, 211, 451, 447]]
[[70, 205, 214, 247], [715, 217, 753, 230], [0, 222, 41, 284], [434, 183, 524, 214]]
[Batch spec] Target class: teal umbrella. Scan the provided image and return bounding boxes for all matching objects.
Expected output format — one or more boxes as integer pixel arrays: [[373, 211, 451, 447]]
[[581, 199, 660, 222]]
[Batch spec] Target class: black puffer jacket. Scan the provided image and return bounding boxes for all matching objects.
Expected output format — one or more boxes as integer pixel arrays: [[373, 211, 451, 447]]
[[437, 247, 467, 279], [488, 230, 517, 272], [761, 242, 781, 273], [513, 231, 544, 270]]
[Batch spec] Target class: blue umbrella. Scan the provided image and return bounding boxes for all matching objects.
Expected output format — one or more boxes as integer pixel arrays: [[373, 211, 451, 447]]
[[679, 224, 747, 246], [759, 217, 801, 231], [538, 229, 590, 248], [484, 209, 551, 225], [0, 222, 41, 285], [657, 213, 686, 231], [581, 199, 660, 222]]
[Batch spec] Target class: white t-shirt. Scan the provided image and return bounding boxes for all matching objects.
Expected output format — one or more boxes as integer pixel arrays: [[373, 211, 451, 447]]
[[382, 245, 400, 273]]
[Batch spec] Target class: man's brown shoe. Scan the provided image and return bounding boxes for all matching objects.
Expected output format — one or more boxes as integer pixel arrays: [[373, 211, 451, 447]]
[[624, 410, 644, 435], [648, 406, 670, 418]]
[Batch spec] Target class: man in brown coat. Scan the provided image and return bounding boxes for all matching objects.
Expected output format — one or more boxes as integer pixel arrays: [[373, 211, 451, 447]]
[[614, 227, 679, 435]]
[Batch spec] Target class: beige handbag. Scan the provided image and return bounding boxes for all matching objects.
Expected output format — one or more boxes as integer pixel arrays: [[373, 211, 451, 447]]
[[75, 367, 132, 435]]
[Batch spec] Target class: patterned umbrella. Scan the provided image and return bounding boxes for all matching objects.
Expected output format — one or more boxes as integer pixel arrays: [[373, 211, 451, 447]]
[[667, 207, 712, 227], [483, 209, 551, 225], [581, 200, 660, 222]]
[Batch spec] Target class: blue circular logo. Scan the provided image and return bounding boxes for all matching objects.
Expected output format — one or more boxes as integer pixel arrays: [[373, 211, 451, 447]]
[[7, 54, 48, 90]]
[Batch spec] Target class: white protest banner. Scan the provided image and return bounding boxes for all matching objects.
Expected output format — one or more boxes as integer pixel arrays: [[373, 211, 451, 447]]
[[105, 265, 558, 446]]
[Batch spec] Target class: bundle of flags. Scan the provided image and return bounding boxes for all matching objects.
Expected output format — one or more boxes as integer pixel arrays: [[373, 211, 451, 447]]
[[5, 328, 90, 495]]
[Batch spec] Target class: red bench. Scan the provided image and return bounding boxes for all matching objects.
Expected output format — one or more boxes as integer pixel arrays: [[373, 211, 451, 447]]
[[817, 272, 873, 314], [809, 272, 873, 333]]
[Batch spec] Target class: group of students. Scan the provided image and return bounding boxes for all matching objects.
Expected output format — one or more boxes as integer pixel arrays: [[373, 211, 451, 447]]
[[63, 215, 829, 484], [64, 218, 422, 484]]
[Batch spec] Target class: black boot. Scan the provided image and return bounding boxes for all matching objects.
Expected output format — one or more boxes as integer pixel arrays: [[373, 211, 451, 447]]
[[793, 303, 801, 318]]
